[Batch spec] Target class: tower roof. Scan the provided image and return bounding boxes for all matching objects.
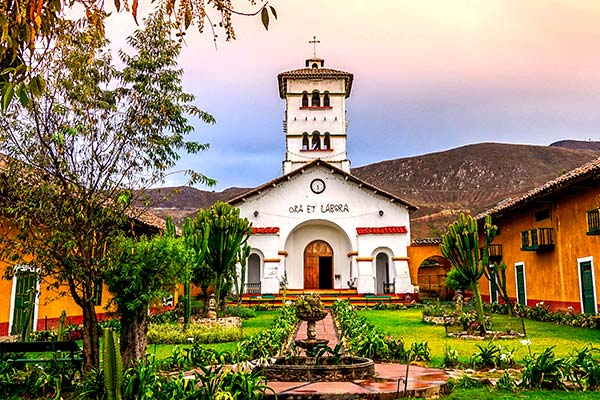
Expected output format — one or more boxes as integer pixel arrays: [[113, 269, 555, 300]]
[[277, 60, 354, 99]]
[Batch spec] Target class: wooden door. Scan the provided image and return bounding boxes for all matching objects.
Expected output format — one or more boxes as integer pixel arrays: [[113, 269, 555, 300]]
[[580, 261, 596, 314], [304, 240, 333, 289], [12, 270, 36, 335], [515, 264, 526, 306]]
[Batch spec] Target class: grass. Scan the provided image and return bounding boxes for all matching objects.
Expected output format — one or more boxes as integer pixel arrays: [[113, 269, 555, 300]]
[[441, 388, 600, 399], [357, 308, 600, 367], [146, 310, 278, 360]]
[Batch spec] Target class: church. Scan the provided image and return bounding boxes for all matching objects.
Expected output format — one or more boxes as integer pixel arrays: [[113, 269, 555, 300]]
[[229, 53, 419, 297]]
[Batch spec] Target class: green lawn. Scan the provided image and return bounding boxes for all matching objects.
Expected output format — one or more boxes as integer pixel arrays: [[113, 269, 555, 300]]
[[441, 388, 600, 399], [358, 308, 600, 367], [147, 310, 278, 360]]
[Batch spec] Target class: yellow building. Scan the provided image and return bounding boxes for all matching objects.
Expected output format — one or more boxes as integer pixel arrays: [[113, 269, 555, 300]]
[[476, 158, 600, 313], [0, 211, 165, 336]]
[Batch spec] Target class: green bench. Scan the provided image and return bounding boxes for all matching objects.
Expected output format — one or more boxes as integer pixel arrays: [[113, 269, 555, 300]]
[[365, 294, 392, 305], [0, 341, 83, 368]]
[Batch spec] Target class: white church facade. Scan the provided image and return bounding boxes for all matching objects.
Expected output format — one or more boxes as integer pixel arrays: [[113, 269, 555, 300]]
[[229, 56, 418, 296]]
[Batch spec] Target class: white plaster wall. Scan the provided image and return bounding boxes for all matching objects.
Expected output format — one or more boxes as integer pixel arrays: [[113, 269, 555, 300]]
[[283, 221, 352, 289], [287, 79, 346, 96], [236, 164, 412, 293]]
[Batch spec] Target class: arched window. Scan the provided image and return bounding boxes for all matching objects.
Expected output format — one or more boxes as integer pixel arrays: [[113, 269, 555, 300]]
[[311, 131, 321, 150], [311, 91, 320, 107], [323, 92, 330, 107], [301, 133, 309, 150], [323, 133, 331, 150], [311, 63, 319, 68], [302, 92, 308, 108]]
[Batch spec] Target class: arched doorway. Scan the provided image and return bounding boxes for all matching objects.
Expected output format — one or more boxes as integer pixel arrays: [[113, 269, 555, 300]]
[[418, 256, 452, 300], [375, 252, 391, 294], [304, 240, 333, 289], [246, 254, 261, 294]]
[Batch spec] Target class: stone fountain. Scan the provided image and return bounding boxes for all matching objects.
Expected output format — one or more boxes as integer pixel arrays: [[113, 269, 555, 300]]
[[257, 294, 375, 382]]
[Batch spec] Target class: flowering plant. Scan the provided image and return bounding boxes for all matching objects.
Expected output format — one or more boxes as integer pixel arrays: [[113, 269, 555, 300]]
[[295, 293, 324, 314]]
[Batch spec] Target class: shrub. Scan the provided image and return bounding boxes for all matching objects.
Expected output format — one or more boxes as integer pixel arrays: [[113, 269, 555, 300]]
[[520, 346, 568, 390], [568, 345, 600, 391], [224, 306, 256, 319], [147, 310, 179, 324], [147, 323, 242, 344]]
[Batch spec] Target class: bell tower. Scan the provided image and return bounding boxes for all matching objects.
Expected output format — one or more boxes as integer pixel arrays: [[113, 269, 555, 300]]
[[277, 38, 354, 174]]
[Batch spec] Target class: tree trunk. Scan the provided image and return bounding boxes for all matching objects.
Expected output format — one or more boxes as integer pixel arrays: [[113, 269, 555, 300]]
[[120, 311, 147, 367], [82, 301, 100, 372], [471, 283, 487, 334]]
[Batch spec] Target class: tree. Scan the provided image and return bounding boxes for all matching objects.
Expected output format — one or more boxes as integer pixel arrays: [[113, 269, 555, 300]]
[[443, 267, 471, 292], [483, 260, 514, 316], [0, 8, 212, 371], [104, 219, 186, 367], [440, 213, 497, 334], [1, 0, 277, 110], [186, 202, 252, 311]]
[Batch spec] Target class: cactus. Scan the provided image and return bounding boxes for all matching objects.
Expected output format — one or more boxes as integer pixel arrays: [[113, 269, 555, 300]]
[[57, 310, 67, 341], [197, 202, 252, 311], [103, 328, 123, 400], [182, 217, 209, 324], [440, 213, 497, 333]]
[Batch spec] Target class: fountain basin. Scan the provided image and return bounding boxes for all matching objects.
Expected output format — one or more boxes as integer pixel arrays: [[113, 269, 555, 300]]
[[257, 356, 375, 382]]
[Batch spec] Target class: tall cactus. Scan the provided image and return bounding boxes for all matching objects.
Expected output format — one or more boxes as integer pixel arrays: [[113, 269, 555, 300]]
[[57, 310, 67, 341], [103, 328, 123, 400], [440, 214, 497, 333], [188, 202, 252, 311], [235, 243, 251, 307], [182, 217, 209, 323]]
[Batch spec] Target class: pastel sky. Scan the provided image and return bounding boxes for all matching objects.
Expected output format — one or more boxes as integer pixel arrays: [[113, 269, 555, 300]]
[[106, 1, 600, 190]]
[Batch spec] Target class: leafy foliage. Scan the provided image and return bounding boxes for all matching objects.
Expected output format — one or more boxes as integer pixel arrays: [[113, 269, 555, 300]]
[[104, 221, 187, 366], [520, 346, 568, 390], [147, 323, 242, 345], [1, 0, 277, 110], [0, 8, 212, 371], [332, 299, 430, 362]]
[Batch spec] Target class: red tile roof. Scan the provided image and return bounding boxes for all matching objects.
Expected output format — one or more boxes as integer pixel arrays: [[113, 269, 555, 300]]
[[252, 227, 280, 234], [356, 226, 408, 235], [477, 156, 600, 220], [278, 68, 353, 98]]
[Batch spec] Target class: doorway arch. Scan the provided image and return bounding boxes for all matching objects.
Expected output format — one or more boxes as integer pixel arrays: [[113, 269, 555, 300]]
[[246, 253, 262, 294], [375, 252, 392, 294], [304, 240, 334, 289]]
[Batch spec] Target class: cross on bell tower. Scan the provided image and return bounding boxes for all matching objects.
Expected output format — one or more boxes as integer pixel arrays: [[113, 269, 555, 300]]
[[309, 36, 320, 58], [305, 35, 325, 68]]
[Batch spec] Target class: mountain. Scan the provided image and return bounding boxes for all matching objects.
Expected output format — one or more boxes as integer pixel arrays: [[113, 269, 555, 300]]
[[143, 140, 600, 238], [352, 141, 600, 237]]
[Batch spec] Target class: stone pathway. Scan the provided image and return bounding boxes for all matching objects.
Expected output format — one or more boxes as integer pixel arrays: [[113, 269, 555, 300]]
[[267, 310, 450, 399], [293, 311, 340, 351]]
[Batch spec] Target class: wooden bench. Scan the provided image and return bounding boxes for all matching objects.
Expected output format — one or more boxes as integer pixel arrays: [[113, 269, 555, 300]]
[[0, 341, 83, 368]]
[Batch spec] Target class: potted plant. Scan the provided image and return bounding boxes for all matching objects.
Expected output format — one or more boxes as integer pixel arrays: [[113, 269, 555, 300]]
[[295, 293, 326, 321]]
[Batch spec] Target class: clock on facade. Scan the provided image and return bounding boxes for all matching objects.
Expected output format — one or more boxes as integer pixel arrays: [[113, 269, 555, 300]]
[[310, 178, 326, 194]]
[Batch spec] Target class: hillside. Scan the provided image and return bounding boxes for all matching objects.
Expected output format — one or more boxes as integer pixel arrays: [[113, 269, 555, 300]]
[[352, 142, 600, 237], [144, 141, 600, 238]]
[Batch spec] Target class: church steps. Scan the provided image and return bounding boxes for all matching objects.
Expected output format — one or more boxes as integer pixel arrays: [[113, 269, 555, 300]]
[[238, 291, 418, 308]]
